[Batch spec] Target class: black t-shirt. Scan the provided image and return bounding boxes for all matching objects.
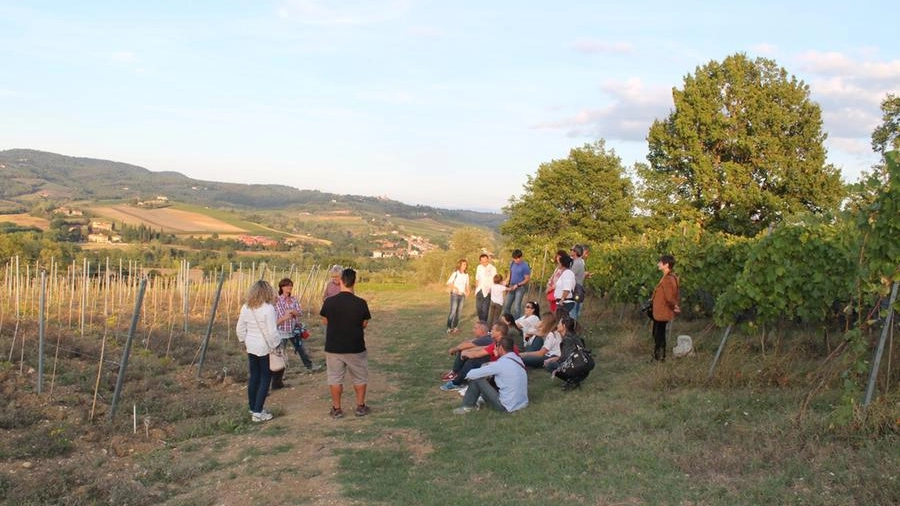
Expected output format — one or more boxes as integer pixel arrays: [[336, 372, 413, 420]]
[[320, 291, 371, 354]]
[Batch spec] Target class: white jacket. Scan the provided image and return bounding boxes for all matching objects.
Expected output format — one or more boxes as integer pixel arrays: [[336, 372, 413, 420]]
[[236, 303, 281, 357]]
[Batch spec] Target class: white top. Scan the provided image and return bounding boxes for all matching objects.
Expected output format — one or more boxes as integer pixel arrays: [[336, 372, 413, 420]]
[[542, 330, 562, 357], [236, 303, 281, 357], [447, 270, 469, 295], [475, 263, 498, 296], [490, 283, 506, 304], [554, 269, 576, 300], [515, 314, 541, 337]]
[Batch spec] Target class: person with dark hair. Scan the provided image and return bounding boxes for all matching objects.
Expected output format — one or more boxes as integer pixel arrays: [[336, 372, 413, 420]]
[[452, 335, 528, 415], [273, 278, 317, 388], [514, 301, 541, 349], [542, 315, 576, 373], [502, 249, 531, 319], [236, 280, 281, 422], [440, 322, 519, 392], [320, 268, 372, 419], [650, 254, 680, 361], [446, 259, 470, 334], [474, 253, 497, 323], [519, 311, 560, 366], [553, 253, 577, 316]]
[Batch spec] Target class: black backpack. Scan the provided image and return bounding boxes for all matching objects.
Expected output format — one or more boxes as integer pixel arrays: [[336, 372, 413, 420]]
[[555, 336, 594, 382], [573, 283, 586, 303]]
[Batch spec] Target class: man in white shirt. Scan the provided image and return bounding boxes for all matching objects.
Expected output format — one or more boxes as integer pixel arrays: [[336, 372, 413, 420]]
[[474, 253, 497, 323]]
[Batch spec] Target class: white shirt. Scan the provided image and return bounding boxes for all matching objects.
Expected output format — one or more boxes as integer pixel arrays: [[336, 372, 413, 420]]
[[447, 270, 469, 295], [554, 269, 576, 300], [542, 331, 562, 357], [236, 303, 281, 357], [516, 314, 540, 337], [475, 263, 498, 296], [490, 283, 506, 304]]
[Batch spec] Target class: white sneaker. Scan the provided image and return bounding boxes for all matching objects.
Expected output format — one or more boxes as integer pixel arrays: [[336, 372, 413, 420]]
[[251, 411, 273, 422], [458, 386, 468, 397], [476, 396, 485, 407]]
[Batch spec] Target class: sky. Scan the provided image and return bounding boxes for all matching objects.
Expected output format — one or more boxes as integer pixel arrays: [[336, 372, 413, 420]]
[[1, 1, 898, 212]]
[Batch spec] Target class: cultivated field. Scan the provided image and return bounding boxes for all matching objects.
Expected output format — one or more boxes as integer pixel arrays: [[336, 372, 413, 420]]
[[0, 213, 50, 230], [90, 205, 249, 234]]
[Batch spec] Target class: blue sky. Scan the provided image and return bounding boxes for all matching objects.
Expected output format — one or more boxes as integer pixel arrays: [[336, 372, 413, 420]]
[[1, 1, 898, 211]]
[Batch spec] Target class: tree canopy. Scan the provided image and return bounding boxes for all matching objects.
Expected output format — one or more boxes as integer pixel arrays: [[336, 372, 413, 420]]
[[641, 53, 843, 237], [501, 140, 634, 252]]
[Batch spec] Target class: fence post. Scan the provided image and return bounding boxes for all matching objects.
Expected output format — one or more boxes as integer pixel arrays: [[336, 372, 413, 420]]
[[109, 277, 147, 421], [707, 323, 734, 379], [197, 271, 226, 379], [37, 270, 46, 394], [863, 281, 899, 409]]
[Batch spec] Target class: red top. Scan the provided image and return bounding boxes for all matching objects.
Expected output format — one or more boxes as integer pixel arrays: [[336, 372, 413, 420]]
[[483, 342, 520, 361]]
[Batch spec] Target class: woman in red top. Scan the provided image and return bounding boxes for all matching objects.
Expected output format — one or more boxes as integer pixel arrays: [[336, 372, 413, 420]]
[[651, 254, 680, 361]]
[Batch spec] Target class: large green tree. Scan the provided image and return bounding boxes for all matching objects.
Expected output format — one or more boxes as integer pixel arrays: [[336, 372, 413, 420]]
[[641, 53, 843, 236], [501, 140, 634, 252]]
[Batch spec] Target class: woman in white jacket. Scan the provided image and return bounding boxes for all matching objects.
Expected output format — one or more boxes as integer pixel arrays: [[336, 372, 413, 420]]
[[236, 280, 282, 422]]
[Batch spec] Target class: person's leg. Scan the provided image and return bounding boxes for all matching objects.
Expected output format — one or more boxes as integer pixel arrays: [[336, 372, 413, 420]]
[[501, 292, 513, 316], [453, 295, 465, 329], [253, 355, 272, 413], [511, 286, 526, 319], [447, 293, 456, 330], [571, 301, 583, 321], [522, 353, 546, 368], [326, 353, 346, 413], [525, 336, 544, 352], [297, 340, 313, 369], [475, 291, 485, 321], [469, 378, 505, 411], [346, 352, 369, 410], [453, 356, 489, 386], [451, 352, 466, 373], [247, 354, 260, 411], [652, 320, 668, 361], [270, 368, 285, 389]]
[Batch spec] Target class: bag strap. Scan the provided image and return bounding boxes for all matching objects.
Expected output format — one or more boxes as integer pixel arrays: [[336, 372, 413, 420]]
[[250, 307, 279, 351]]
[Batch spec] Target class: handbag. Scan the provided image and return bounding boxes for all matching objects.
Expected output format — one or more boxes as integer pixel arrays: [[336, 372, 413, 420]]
[[269, 348, 286, 372], [250, 308, 286, 372]]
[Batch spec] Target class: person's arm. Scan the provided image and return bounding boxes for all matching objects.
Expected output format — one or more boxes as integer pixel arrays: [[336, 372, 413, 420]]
[[236, 307, 248, 342], [663, 275, 680, 313], [449, 340, 477, 355], [521, 347, 548, 359], [464, 360, 499, 381], [461, 346, 488, 359]]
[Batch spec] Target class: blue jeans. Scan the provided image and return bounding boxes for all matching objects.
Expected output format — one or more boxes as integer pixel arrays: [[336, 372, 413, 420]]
[[283, 331, 313, 369], [570, 301, 583, 321], [247, 353, 272, 413], [502, 285, 528, 319], [461, 378, 506, 412], [447, 293, 466, 330]]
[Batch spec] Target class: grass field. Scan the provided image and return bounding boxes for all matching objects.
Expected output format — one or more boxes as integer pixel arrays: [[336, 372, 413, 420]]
[[0, 285, 897, 505]]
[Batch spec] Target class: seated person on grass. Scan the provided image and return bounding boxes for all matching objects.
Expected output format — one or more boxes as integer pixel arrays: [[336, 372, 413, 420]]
[[515, 301, 541, 350], [520, 312, 562, 367], [440, 321, 493, 382], [453, 336, 528, 415], [543, 316, 578, 372], [441, 322, 518, 391]]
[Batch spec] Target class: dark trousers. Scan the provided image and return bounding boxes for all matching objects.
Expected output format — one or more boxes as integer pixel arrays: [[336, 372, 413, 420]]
[[475, 291, 490, 322], [461, 378, 506, 412], [452, 356, 490, 386], [652, 319, 668, 361], [247, 353, 272, 413]]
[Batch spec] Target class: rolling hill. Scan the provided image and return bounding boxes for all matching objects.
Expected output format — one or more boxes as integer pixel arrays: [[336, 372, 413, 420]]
[[0, 149, 505, 230]]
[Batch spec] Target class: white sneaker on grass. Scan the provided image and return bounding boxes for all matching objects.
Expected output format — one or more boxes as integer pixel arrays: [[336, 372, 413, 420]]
[[457, 386, 468, 397], [251, 411, 273, 422]]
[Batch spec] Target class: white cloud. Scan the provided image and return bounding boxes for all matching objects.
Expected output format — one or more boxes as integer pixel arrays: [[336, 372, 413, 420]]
[[275, 0, 415, 25], [532, 78, 671, 142], [572, 38, 633, 54], [749, 43, 778, 56]]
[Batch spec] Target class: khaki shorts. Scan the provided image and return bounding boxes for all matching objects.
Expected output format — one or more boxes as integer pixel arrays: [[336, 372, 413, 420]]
[[325, 351, 368, 385]]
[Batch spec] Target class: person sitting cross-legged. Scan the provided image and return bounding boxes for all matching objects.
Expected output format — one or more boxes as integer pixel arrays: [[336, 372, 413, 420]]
[[440, 321, 493, 382], [440, 322, 518, 391], [519, 312, 562, 368], [453, 335, 528, 415]]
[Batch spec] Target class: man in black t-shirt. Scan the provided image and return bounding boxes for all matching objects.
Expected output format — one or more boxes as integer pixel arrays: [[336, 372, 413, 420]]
[[320, 268, 372, 419]]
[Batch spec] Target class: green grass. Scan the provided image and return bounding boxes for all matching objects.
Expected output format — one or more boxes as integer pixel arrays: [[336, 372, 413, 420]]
[[328, 287, 899, 506]]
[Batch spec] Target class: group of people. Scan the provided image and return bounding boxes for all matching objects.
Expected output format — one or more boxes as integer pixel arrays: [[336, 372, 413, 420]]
[[234, 248, 681, 422], [236, 265, 372, 422], [446, 246, 593, 335]]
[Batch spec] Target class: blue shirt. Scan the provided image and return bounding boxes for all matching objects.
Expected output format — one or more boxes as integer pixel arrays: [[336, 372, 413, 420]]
[[509, 260, 531, 286], [466, 353, 529, 412]]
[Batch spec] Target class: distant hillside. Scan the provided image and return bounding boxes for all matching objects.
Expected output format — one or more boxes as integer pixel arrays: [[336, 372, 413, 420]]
[[0, 149, 505, 229]]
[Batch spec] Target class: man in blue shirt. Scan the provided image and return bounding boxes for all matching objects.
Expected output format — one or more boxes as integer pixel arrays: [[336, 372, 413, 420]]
[[502, 249, 531, 319], [453, 336, 528, 414]]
